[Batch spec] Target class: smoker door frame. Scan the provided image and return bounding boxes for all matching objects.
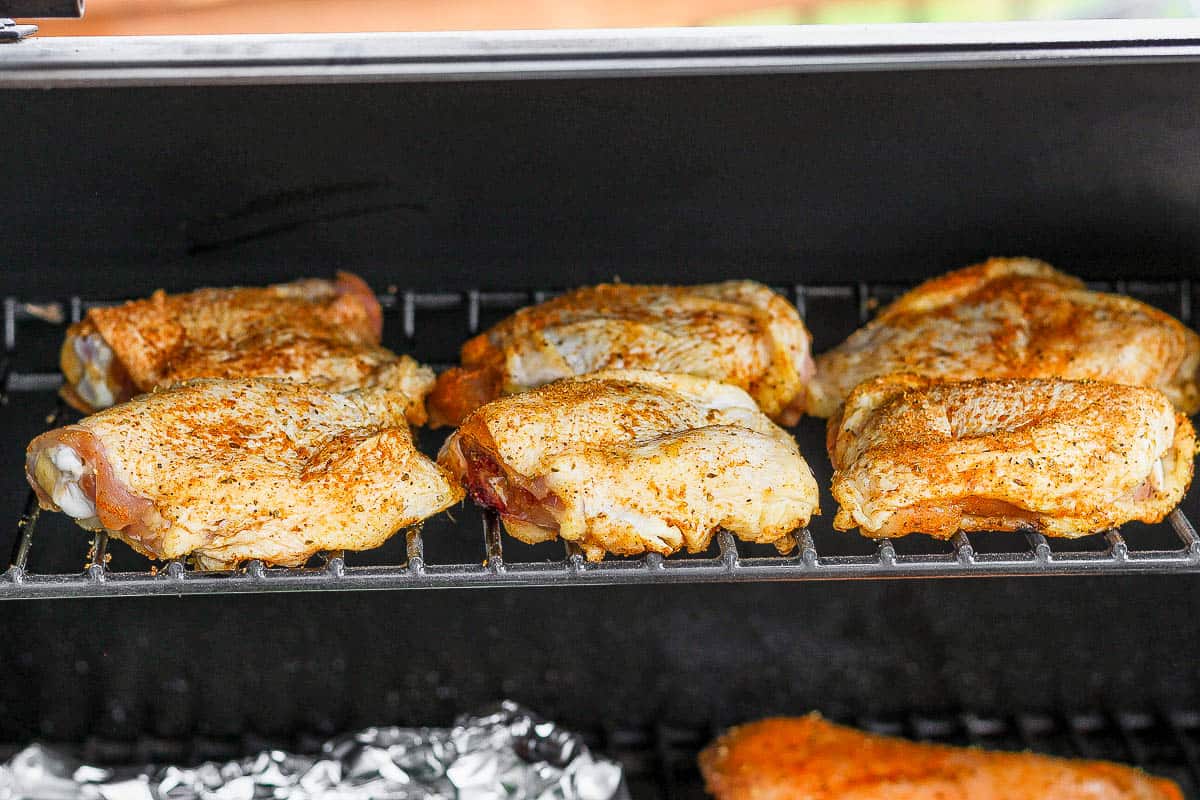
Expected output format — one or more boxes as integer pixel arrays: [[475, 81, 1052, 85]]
[[2, 19, 1200, 759], [2, 20, 1200, 87]]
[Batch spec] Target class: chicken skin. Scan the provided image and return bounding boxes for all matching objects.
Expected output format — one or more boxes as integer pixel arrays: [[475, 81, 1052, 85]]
[[438, 370, 819, 560], [26, 361, 461, 569], [829, 375, 1195, 538], [808, 258, 1200, 417], [700, 715, 1182, 800], [427, 281, 814, 427], [60, 271, 434, 424]]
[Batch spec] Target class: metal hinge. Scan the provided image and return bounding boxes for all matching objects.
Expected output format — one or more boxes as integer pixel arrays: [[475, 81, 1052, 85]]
[[0, 0, 84, 38], [0, 18, 37, 41]]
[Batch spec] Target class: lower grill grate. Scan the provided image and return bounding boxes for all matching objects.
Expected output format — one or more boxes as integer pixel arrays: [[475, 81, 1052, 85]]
[[2, 279, 1199, 598]]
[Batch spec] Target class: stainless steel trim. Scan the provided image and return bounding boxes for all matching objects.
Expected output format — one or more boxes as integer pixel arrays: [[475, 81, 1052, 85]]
[[0, 19, 38, 41], [3, 20, 1200, 87]]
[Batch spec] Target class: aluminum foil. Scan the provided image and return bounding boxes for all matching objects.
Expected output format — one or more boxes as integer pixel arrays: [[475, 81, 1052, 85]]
[[0, 702, 625, 800]]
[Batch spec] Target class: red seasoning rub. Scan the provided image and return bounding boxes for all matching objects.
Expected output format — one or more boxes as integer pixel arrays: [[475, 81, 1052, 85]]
[[700, 715, 1182, 800], [26, 362, 461, 569], [427, 281, 814, 427], [828, 374, 1195, 539], [60, 272, 434, 424], [807, 258, 1200, 418]]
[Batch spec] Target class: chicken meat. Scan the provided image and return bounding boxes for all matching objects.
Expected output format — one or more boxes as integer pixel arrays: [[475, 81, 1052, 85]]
[[828, 374, 1195, 538], [807, 258, 1200, 417], [427, 281, 814, 427], [438, 369, 819, 560], [26, 361, 462, 569], [699, 715, 1182, 800], [60, 271, 434, 424]]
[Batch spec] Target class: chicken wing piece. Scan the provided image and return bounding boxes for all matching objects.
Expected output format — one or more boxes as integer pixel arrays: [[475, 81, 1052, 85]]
[[438, 369, 819, 561], [807, 258, 1200, 417], [700, 715, 1182, 800], [829, 374, 1195, 538], [59, 271, 434, 423], [26, 361, 462, 569], [427, 281, 813, 427]]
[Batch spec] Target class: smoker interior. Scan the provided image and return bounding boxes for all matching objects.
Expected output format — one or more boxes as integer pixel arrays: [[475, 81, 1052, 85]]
[[4, 47, 1200, 797]]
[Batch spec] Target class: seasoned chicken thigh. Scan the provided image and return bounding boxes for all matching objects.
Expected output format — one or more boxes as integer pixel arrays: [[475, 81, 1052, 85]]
[[438, 370, 819, 560], [60, 271, 434, 424], [27, 362, 461, 569], [828, 375, 1195, 538], [808, 258, 1200, 417], [428, 281, 813, 427], [700, 715, 1182, 800]]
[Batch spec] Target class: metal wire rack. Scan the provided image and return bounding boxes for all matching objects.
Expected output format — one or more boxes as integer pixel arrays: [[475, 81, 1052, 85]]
[[1, 278, 1198, 599]]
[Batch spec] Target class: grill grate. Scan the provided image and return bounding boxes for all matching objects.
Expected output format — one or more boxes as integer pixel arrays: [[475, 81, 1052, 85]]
[[2, 279, 1198, 599]]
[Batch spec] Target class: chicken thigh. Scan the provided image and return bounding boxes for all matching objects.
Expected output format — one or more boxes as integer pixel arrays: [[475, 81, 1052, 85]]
[[808, 258, 1200, 417], [701, 715, 1181, 800], [439, 369, 819, 560], [428, 281, 813, 427], [60, 271, 434, 424], [27, 361, 461, 569], [828, 374, 1195, 538]]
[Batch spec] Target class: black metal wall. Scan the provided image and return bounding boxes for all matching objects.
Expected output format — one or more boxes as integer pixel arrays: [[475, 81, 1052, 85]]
[[4, 61, 1200, 298], [1, 576, 1198, 744]]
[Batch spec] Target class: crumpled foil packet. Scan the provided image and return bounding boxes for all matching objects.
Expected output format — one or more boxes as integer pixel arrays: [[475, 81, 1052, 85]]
[[0, 701, 625, 800]]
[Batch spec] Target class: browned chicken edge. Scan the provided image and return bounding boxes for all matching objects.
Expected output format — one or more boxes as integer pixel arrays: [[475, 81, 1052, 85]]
[[700, 714, 1183, 800]]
